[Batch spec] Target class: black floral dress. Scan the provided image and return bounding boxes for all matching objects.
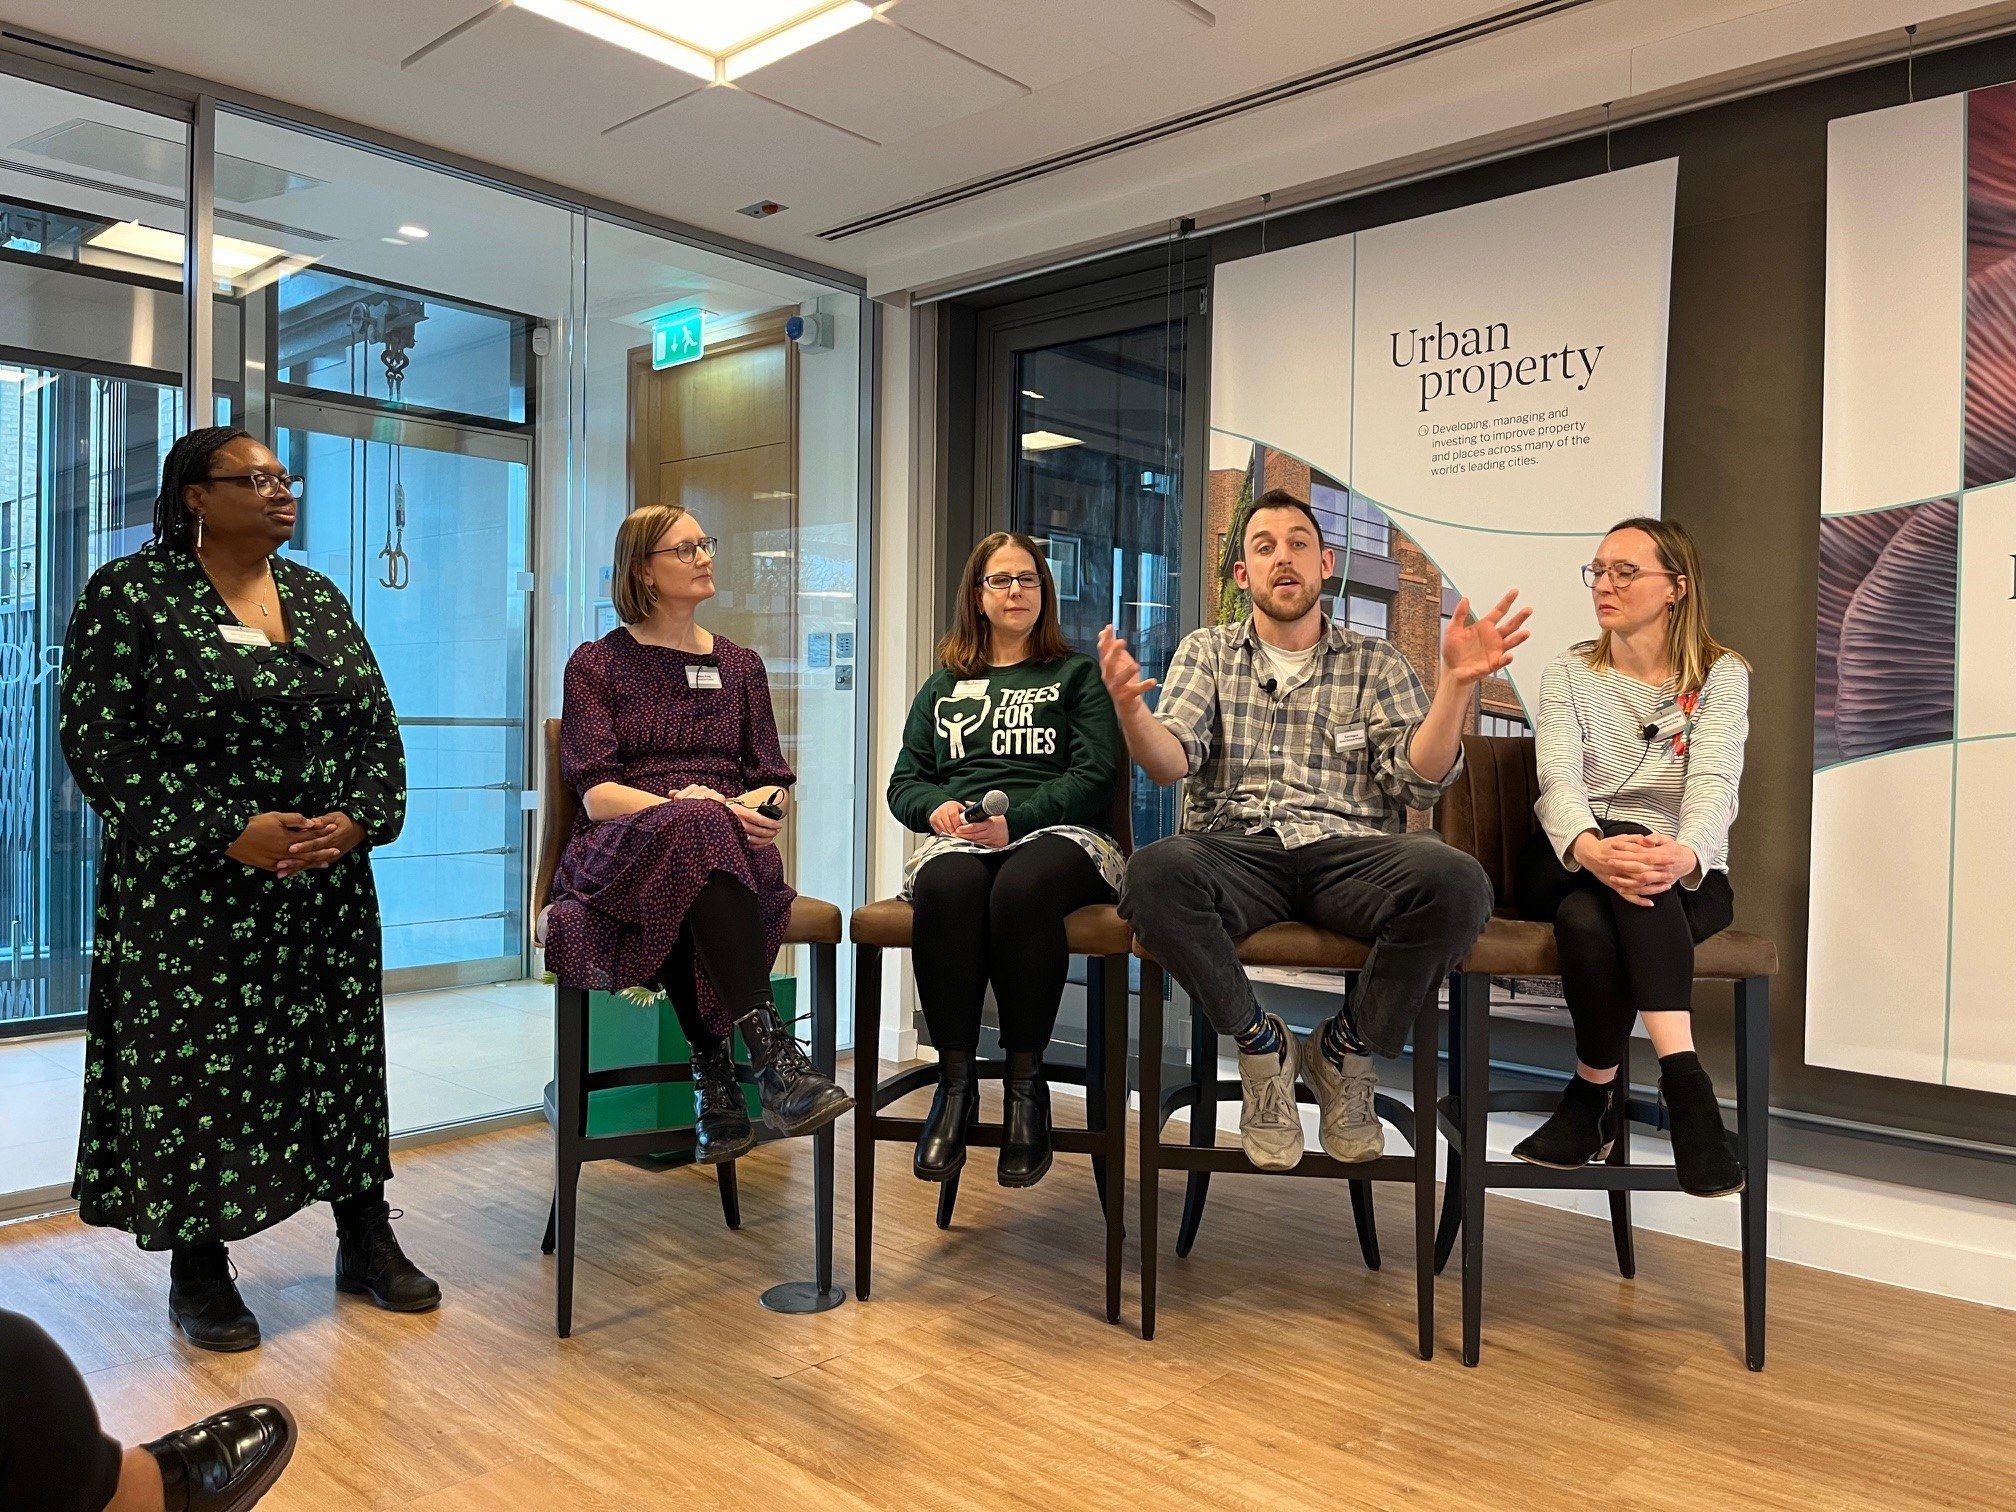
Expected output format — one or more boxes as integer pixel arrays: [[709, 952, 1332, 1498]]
[[58, 544, 405, 1251]]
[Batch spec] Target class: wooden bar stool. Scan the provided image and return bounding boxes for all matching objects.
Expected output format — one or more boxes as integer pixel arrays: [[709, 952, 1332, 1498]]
[[1135, 932, 1441, 1354], [530, 718, 845, 1337], [850, 778, 1134, 1324], [1431, 733, 1779, 1368]]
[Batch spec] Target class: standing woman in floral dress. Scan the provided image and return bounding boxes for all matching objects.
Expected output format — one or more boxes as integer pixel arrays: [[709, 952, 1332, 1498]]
[[59, 426, 438, 1353]]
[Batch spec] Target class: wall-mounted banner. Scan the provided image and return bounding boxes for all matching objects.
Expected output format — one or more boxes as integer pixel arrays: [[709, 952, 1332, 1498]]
[[1209, 160, 1678, 718], [1810, 87, 2016, 1095]]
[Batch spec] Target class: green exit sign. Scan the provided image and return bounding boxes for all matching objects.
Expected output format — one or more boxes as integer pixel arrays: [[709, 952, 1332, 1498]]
[[651, 309, 705, 369]]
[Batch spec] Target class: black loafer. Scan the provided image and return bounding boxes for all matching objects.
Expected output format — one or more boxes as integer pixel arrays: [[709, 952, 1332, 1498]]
[[145, 1398, 296, 1511]]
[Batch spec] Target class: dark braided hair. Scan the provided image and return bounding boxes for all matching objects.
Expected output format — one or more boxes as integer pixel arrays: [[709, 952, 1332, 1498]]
[[151, 426, 252, 549]]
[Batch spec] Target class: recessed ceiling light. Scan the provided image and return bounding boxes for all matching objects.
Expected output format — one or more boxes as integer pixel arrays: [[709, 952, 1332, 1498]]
[[1022, 389, 1045, 400], [1021, 430, 1084, 452], [508, 1, 870, 80], [397, 224, 430, 239], [381, 236, 409, 245], [723, 2, 870, 79], [86, 221, 290, 280]]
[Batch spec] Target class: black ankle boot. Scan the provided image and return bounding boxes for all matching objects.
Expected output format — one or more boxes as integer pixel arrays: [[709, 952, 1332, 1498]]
[[1660, 1052, 1745, 1197], [998, 1050, 1053, 1189], [691, 1042, 757, 1164], [145, 1399, 297, 1511], [1512, 1075, 1615, 1169], [169, 1243, 260, 1353], [914, 1049, 977, 1182], [335, 1199, 442, 1312], [738, 1001, 853, 1137]]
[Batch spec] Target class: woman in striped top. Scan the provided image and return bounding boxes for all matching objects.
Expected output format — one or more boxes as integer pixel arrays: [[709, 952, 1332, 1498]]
[[1514, 517, 1748, 1197]]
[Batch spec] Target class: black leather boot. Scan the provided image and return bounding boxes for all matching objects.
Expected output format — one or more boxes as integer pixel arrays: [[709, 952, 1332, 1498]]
[[691, 1041, 757, 1164], [145, 1399, 297, 1511], [168, 1243, 260, 1353], [335, 1199, 443, 1312], [997, 1050, 1054, 1188], [1512, 1074, 1615, 1169], [1660, 1051, 1745, 1197], [738, 1001, 853, 1137], [914, 1049, 976, 1182]]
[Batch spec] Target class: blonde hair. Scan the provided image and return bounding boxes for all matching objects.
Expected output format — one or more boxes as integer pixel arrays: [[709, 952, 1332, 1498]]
[[1583, 515, 1743, 696], [611, 504, 688, 625]]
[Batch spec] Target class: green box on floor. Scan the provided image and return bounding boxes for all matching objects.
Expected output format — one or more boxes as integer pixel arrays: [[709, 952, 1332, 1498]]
[[582, 974, 796, 1162]]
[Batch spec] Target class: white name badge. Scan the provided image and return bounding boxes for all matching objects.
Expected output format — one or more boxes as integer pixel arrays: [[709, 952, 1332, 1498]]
[[952, 679, 990, 699], [686, 666, 723, 690], [1332, 725, 1368, 754], [218, 623, 270, 647]]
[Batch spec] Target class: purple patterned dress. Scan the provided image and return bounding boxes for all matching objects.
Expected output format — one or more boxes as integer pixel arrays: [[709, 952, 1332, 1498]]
[[545, 628, 796, 1033]]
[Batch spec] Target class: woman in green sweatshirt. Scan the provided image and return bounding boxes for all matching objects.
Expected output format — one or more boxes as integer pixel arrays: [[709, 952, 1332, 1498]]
[[887, 531, 1122, 1188]]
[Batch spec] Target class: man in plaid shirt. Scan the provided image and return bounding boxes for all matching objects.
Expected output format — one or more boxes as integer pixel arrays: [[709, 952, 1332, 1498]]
[[1100, 490, 1528, 1168]]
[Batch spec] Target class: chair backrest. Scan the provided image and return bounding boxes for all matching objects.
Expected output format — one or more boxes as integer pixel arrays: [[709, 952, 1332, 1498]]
[[533, 717, 577, 917], [1434, 733, 1540, 913]]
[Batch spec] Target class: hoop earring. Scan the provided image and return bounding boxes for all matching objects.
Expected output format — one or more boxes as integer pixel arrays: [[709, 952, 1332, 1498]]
[[194, 515, 204, 550]]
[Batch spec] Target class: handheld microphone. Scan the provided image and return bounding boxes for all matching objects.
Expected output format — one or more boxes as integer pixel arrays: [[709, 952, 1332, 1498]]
[[961, 789, 1009, 825]]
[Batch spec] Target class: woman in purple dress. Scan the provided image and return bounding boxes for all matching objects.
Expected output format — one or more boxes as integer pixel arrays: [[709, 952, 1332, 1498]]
[[544, 504, 850, 1162]]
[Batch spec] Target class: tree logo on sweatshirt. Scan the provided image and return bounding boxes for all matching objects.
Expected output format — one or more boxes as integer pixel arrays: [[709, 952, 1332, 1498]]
[[935, 692, 992, 760]]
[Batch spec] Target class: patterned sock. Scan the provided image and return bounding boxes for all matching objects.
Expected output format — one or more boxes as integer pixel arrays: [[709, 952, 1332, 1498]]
[[1232, 1009, 1283, 1058], [1319, 1005, 1370, 1069]]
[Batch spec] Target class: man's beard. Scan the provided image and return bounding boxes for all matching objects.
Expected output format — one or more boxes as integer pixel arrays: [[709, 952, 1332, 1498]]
[[1253, 576, 1322, 624]]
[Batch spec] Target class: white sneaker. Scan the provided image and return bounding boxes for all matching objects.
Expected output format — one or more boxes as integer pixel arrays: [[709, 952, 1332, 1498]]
[[1299, 1030, 1385, 1162], [1237, 1016, 1304, 1171]]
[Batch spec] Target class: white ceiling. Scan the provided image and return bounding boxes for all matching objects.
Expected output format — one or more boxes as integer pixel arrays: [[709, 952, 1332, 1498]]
[[0, 0, 1992, 297]]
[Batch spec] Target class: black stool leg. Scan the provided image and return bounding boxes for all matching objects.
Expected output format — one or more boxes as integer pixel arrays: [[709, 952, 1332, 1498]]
[[1434, 991, 1464, 1276], [812, 941, 839, 1300], [552, 982, 589, 1339], [1607, 1074, 1636, 1279], [1138, 961, 1165, 1341], [540, 1195, 556, 1254], [935, 1175, 961, 1230], [1174, 1002, 1214, 1259], [1100, 950, 1128, 1326], [1349, 1180, 1381, 1270], [853, 944, 882, 1301], [716, 1161, 742, 1230], [1085, 956, 1109, 1213], [1456, 972, 1490, 1367], [1413, 994, 1439, 1361], [1736, 975, 1770, 1371]]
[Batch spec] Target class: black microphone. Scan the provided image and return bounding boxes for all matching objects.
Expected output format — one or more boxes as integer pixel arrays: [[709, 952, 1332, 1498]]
[[1260, 675, 1279, 698], [961, 789, 1009, 824]]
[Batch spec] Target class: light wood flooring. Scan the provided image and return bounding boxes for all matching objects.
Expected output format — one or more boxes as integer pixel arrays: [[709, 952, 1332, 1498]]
[[2, 1074, 2011, 1510]]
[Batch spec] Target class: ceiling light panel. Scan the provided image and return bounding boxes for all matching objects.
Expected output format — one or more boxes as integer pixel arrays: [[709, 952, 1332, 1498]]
[[723, 2, 871, 80], [610, 1, 844, 54], [512, 0, 715, 78]]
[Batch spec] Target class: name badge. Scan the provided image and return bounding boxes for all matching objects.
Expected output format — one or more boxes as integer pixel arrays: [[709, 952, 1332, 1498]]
[[218, 623, 270, 647], [1332, 725, 1368, 754], [952, 678, 990, 699], [686, 666, 723, 690]]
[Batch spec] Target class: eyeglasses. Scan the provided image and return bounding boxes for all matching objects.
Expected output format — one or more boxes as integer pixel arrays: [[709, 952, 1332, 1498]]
[[980, 572, 1042, 592], [207, 471, 304, 501], [648, 537, 719, 564], [1581, 562, 1675, 588]]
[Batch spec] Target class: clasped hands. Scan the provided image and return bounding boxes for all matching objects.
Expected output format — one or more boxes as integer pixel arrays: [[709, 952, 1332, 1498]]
[[227, 812, 366, 878], [927, 800, 1008, 849], [1572, 830, 1697, 906], [672, 784, 786, 848]]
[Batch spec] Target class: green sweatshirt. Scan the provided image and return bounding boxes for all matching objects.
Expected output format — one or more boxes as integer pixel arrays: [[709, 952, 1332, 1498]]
[[887, 653, 1121, 841]]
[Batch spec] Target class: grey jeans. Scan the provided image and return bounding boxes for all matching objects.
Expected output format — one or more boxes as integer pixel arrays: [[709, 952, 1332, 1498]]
[[1120, 829, 1494, 1057]]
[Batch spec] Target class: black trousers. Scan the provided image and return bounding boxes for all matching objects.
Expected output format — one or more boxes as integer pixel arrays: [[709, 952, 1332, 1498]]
[[1513, 822, 1735, 1069], [910, 836, 1113, 1055], [650, 873, 773, 1053], [1121, 829, 1494, 1057], [0, 1309, 122, 1512]]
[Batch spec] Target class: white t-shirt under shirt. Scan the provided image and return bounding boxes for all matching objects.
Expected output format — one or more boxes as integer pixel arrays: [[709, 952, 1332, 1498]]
[[1254, 637, 1319, 696], [1532, 645, 1750, 888]]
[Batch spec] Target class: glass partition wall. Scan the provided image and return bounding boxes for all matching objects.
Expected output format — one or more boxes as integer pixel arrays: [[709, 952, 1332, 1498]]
[[0, 65, 866, 1204]]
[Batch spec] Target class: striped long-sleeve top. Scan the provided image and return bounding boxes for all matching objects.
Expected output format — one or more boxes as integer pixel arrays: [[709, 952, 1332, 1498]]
[[1532, 644, 1750, 888]]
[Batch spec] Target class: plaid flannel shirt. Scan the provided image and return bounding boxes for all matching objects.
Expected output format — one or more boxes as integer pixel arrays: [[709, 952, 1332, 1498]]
[[1152, 615, 1463, 847]]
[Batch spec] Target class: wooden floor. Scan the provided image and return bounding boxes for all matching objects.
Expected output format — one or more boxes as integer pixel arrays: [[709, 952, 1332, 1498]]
[[3, 1076, 2012, 1511]]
